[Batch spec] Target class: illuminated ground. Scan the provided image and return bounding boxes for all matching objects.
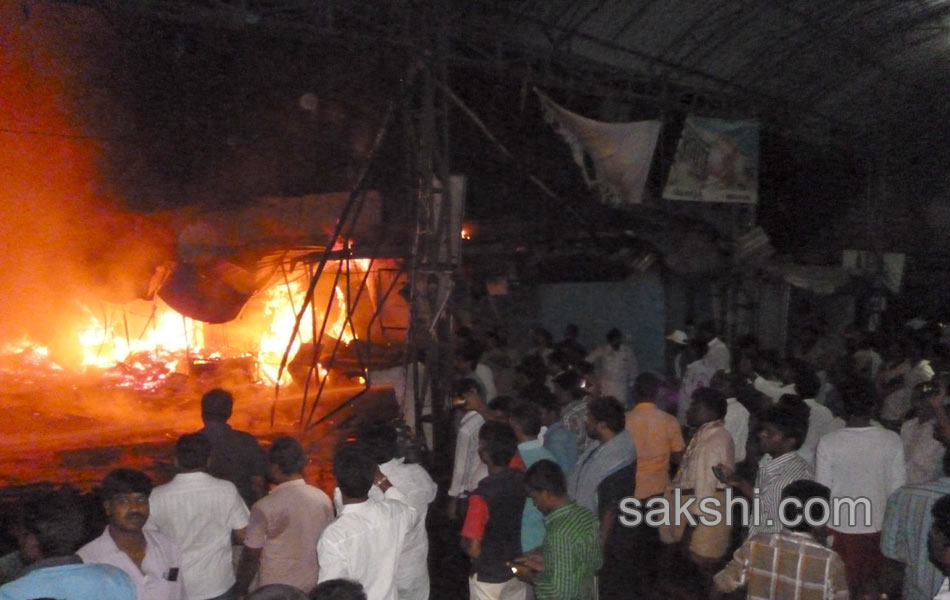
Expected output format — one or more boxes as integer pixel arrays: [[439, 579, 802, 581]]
[[0, 369, 363, 494]]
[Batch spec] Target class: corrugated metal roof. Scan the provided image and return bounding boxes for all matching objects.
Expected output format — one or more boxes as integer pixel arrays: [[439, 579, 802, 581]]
[[461, 0, 950, 148]]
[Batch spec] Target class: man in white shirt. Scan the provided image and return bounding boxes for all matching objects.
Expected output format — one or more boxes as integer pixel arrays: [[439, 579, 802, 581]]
[[697, 321, 731, 375], [146, 433, 250, 600], [585, 328, 638, 407], [456, 343, 497, 403], [317, 444, 418, 600], [790, 363, 842, 468], [355, 422, 437, 600], [448, 377, 490, 520], [78, 469, 184, 600], [677, 340, 716, 425], [815, 379, 906, 597], [710, 372, 749, 463]]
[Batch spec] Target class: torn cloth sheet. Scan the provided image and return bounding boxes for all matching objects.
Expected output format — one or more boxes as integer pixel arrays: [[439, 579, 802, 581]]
[[537, 89, 661, 207]]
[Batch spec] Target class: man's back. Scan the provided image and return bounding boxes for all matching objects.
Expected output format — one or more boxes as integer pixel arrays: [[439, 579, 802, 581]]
[[625, 402, 685, 499], [379, 459, 437, 599], [714, 531, 848, 600], [200, 421, 267, 507], [797, 399, 840, 468], [815, 426, 906, 533], [0, 561, 136, 600], [317, 497, 417, 600], [534, 501, 602, 600], [146, 471, 250, 600], [246, 479, 334, 593], [881, 477, 950, 600]]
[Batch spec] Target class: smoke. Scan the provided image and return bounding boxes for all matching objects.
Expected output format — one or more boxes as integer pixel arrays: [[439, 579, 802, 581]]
[[0, 2, 396, 369], [0, 3, 174, 368]]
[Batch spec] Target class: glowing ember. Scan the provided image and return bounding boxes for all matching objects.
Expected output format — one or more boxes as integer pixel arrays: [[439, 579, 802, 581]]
[[1, 266, 362, 391]]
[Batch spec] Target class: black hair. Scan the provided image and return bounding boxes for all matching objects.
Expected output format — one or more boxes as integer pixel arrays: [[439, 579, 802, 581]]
[[781, 480, 830, 532], [176, 432, 212, 470], [357, 422, 398, 464], [201, 388, 234, 421], [22, 491, 87, 557], [692, 387, 727, 420], [587, 396, 625, 433], [761, 400, 809, 450], [552, 370, 584, 397], [457, 342, 484, 366], [564, 324, 579, 338], [633, 372, 660, 400], [524, 459, 566, 495], [839, 377, 875, 417], [789, 360, 821, 398], [310, 579, 367, 600], [488, 395, 514, 415], [269, 436, 307, 475], [333, 444, 376, 499], [606, 328, 622, 341], [477, 421, 518, 467], [519, 385, 557, 406], [100, 468, 153, 501], [518, 354, 548, 379], [453, 377, 483, 399], [508, 400, 543, 436], [688, 339, 708, 359]]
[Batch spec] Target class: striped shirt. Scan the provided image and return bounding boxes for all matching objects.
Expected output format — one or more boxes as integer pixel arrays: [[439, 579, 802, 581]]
[[747, 452, 814, 538], [448, 410, 488, 497], [880, 477, 950, 600], [534, 502, 602, 600], [713, 531, 849, 600]]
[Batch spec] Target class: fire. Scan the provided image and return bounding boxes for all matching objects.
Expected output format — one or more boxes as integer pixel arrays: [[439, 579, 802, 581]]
[[0, 264, 361, 390], [78, 302, 204, 370], [256, 274, 356, 385]]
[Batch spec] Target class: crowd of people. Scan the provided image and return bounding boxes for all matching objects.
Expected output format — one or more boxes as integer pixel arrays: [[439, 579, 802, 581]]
[[4, 318, 950, 600], [445, 319, 950, 600]]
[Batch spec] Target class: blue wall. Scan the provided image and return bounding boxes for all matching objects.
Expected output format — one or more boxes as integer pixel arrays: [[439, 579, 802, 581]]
[[537, 273, 665, 375]]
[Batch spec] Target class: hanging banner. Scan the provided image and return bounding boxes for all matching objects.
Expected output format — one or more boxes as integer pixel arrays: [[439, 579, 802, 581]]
[[662, 116, 759, 204], [536, 89, 661, 207]]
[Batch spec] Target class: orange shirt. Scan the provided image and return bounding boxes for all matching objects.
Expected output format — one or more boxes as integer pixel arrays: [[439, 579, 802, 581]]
[[625, 402, 686, 499]]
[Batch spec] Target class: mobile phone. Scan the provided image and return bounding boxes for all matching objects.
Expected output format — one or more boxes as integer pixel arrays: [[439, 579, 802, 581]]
[[712, 465, 727, 482]]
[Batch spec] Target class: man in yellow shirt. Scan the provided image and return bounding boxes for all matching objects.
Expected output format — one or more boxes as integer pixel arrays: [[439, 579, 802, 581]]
[[623, 372, 685, 593]]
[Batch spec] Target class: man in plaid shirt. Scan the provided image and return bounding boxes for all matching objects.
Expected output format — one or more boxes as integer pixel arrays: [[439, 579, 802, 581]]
[[713, 480, 849, 600]]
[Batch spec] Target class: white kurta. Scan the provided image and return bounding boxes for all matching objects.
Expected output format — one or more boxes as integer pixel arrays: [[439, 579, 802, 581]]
[[815, 426, 906, 533], [317, 497, 418, 600]]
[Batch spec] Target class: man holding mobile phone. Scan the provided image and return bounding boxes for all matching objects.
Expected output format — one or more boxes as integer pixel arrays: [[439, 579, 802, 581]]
[[511, 460, 601, 600]]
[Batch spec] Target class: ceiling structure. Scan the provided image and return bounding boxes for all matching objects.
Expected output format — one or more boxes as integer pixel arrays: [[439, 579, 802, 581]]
[[461, 0, 950, 151], [71, 0, 950, 161]]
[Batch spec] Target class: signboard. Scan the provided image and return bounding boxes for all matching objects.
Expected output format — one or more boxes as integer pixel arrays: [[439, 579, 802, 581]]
[[663, 117, 759, 204]]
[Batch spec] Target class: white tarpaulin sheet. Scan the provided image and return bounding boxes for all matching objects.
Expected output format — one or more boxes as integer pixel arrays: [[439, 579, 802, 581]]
[[537, 90, 661, 207]]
